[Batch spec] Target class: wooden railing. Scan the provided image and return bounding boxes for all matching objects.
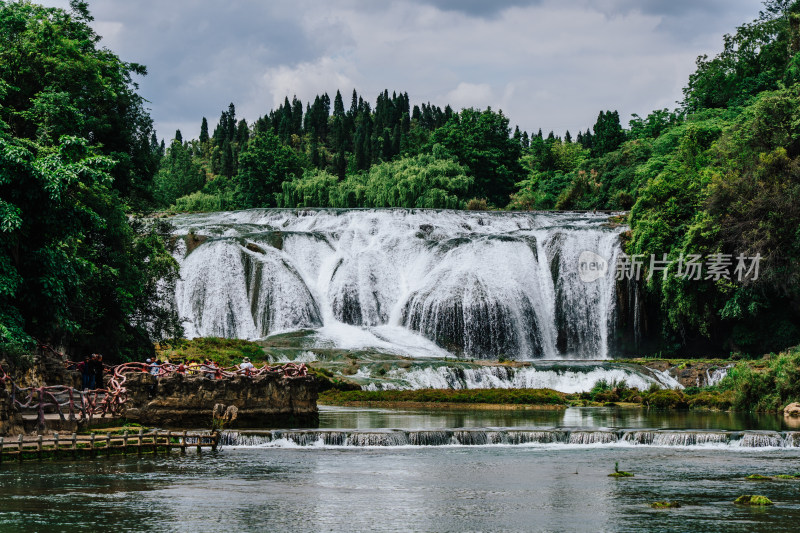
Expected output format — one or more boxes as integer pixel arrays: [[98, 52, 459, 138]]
[[0, 429, 219, 462]]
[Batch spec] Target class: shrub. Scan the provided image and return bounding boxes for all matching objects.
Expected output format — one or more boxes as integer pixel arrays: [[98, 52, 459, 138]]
[[645, 389, 688, 409]]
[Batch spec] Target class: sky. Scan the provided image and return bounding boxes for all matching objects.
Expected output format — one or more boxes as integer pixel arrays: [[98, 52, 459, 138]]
[[42, 0, 766, 141]]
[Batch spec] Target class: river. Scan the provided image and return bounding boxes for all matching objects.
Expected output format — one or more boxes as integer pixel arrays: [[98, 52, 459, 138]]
[[2, 407, 799, 532]]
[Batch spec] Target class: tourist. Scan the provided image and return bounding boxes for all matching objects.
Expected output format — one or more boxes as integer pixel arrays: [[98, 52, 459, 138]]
[[150, 359, 161, 376], [94, 354, 105, 389], [202, 359, 215, 379], [86, 354, 99, 389], [176, 360, 186, 375], [143, 358, 152, 372], [77, 356, 92, 390], [239, 357, 255, 376]]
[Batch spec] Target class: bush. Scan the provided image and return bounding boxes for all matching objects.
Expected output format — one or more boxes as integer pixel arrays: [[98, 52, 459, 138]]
[[645, 389, 688, 409], [717, 347, 800, 411], [466, 198, 488, 210]]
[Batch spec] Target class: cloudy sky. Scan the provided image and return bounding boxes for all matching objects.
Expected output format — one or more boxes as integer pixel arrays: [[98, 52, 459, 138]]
[[43, 0, 764, 141]]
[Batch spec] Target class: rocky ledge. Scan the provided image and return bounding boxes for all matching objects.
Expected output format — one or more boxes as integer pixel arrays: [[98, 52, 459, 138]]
[[123, 372, 319, 428]]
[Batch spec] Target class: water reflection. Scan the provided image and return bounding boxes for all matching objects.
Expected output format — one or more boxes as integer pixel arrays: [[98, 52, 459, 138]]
[[317, 405, 787, 431]]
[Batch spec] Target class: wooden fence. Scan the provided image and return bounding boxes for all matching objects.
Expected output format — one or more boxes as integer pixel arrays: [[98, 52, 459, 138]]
[[0, 429, 219, 462]]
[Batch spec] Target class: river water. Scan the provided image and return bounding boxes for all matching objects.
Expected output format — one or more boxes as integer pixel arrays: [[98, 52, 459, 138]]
[[2, 407, 799, 532]]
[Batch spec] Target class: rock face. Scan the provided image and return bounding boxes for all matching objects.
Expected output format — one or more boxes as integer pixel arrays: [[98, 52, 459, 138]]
[[641, 361, 731, 388], [784, 402, 800, 417], [0, 387, 23, 436], [123, 372, 318, 428]]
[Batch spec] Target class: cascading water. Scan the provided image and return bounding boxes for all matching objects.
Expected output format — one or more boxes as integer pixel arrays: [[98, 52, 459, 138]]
[[171, 209, 628, 360], [219, 428, 800, 449]]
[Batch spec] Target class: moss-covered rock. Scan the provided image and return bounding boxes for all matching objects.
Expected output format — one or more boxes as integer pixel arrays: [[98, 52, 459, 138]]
[[650, 501, 681, 509], [734, 495, 774, 506], [609, 471, 634, 478], [746, 474, 772, 480]]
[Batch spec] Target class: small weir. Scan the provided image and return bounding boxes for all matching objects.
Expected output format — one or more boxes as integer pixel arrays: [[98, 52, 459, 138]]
[[220, 428, 800, 449]]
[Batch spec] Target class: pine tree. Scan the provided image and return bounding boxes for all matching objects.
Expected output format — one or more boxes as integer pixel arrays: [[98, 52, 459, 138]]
[[200, 117, 209, 144]]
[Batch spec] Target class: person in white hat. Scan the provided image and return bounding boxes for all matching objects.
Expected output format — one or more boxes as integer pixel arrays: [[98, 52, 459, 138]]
[[239, 357, 255, 376]]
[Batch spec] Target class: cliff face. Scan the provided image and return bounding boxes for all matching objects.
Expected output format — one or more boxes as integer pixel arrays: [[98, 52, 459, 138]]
[[0, 387, 23, 436], [123, 372, 319, 428]]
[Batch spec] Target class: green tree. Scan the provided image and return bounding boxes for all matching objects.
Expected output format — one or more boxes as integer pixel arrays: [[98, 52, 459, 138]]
[[430, 107, 523, 206], [153, 137, 205, 206], [237, 131, 302, 207], [0, 0, 159, 207]]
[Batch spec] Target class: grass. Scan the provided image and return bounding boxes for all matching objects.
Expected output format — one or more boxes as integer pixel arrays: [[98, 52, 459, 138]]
[[319, 388, 567, 406], [746, 474, 772, 480], [156, 337, 268, 367]]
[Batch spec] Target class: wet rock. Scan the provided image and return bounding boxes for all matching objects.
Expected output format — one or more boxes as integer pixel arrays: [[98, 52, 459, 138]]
[[123, 372, 319, 428]]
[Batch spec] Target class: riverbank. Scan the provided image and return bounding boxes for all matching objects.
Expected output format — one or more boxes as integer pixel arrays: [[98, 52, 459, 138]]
[[318, 387, 733, 411]]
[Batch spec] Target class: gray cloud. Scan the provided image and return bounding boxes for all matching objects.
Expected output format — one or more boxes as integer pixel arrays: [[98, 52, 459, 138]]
[[412, 0, 542, 17], [39, 0, 764, 140]]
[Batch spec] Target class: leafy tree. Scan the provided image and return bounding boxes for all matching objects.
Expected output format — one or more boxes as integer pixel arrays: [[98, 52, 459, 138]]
[[430, 107, 523, 206], [237, 131, 302, 207], [0, 2, 181, 362], [0, 0, 159, 207], [682, 0, 800, 111], [153, 137, 205, 206]]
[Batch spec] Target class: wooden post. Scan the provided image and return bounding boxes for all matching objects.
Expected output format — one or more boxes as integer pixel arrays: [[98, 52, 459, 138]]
[[0, 436, 4, 464], [137, 428, 143, 455], [153, 432, 158, 455], [90, 434, 96, 458], [105, 433, 111, 457], [122, 430, 128, 455], [196, 432, 201, 454], [212, 431, 219, 452], [53, 432, 59, 459], [71, 433, 77, 460], [17, 434, 23, 462], [37, 434, 43, 461], [181, 430, 187, 454]]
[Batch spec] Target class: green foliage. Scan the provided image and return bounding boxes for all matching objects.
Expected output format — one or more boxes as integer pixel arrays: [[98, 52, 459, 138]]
[[430, 107, 523, 206], [683, 1, 800, 112], [171, 190, 237, 213], [717, 347, 800, 410], [644, 389, 689, 410], [279, 153, 472, 209], [0, 2, 180, 362], [156, 337, 266, 367], [591, 110, 626, 156], [236, 131, 302, 208], [153, 139, 205, 206], [0, 0, 159, 207]]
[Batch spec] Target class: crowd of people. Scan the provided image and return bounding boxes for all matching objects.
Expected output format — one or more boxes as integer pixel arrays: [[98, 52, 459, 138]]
[[141, 357, 258, 379], [76, 353, 105, 390], [74, 355, 263, 391]]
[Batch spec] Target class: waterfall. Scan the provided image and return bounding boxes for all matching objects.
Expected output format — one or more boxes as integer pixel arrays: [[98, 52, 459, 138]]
[[221, 429, 800, 448], [171, 209, 628, 360], [360, 362, 683, 393]]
